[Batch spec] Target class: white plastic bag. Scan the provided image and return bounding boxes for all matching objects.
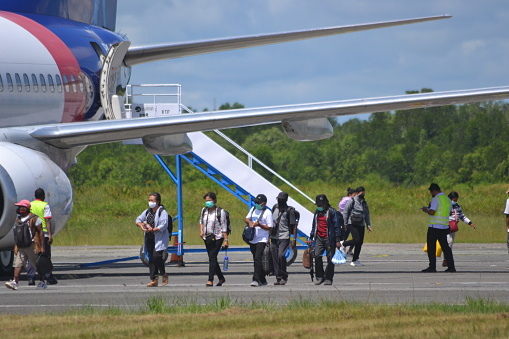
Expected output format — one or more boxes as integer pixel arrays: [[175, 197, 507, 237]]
[[332, 249, 347, 265]]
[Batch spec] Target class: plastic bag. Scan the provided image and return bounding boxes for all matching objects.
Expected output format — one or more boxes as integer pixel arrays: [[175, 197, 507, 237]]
[[332, 249, 347, 265]]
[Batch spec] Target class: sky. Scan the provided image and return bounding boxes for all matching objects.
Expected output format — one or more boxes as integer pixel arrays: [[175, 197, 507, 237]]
[[116, 0, 509, 122]]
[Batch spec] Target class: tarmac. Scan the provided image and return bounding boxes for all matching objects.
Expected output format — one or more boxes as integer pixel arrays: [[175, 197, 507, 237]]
[[0, 243, 508, 314]]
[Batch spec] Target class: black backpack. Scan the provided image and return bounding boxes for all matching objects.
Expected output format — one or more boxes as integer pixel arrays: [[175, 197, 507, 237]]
[[201, 207, 231, 235], [145, 207, 173, 240], [13, 215, 37, 248]]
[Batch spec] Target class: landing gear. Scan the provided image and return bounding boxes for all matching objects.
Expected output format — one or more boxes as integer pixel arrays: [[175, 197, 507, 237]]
[[0, 250, 13, 277]]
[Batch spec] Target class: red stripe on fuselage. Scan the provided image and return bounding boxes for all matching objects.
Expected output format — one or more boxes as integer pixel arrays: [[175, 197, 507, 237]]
[[0, 11, 86, 122]]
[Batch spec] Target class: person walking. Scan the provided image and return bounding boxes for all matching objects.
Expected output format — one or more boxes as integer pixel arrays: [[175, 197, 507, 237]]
[[5, 200, 46, 290], [245, 194, 273, 287], [270, 191, 297, 285], [26, 188, 57, 285], [421, 183, 456, 273], [200, 192, 228, 287], [136, 192, 171, 287], [338, 187, 357, 255], [503, 187, 509, 254], [442, 191, 476, 267], [341, 186, 372, 266], [308, 194, 342, 285]]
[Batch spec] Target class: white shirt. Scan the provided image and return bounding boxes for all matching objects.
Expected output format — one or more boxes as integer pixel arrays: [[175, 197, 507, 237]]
[[504, 199, 509, 215], [245, 207, 274, 244]]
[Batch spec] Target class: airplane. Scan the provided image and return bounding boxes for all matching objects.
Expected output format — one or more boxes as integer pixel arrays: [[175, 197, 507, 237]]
[[1, 0, 509, 275]]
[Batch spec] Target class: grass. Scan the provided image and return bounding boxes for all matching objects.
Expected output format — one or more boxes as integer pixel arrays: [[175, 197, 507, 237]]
[[55, 182, 509, 246], [1, 298, 508, 338]]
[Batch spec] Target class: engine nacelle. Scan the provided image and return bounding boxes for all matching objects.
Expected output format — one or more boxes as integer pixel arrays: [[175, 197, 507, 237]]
[[0, 142, 73, 251], [282, 118, 334, 141], [142, 133, 193, 155]]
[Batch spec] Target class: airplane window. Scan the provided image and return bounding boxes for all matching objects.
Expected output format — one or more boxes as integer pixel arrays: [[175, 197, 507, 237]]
[[15, 73, 22, 92], [70, 75, 77, 93], [6, 73, 13, 92], [31, 74, 38, 92], [23, 73, 30, 92], [63, 75, 69, 93], [55, 74, 62, 93], [40, 74, 47, 93], [0, 74, 3, 92], [48, 74, 55, 93]]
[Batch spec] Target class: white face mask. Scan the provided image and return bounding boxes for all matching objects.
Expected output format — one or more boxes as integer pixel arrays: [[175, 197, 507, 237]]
[[148, 201, 157, 209]]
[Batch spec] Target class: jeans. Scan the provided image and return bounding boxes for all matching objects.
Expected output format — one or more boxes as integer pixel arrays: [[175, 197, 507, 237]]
[[314, 236, 335, 282], [342, 224, 365, 261], [205, 238, 224, 282], [426, 227, 455, 270], [270, 238, 289, 281], [145, 235, 166, 280], [249, 242, 267, 284]]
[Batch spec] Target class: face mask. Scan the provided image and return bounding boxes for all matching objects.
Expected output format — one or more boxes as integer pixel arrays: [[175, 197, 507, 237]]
[[148, 201, 157, 209], [317, 207, 324, 212], [205, 201, 215, 208], [255, 204, 263, 210], [277, 199, 287, 206], [358, 194, 365, 199]]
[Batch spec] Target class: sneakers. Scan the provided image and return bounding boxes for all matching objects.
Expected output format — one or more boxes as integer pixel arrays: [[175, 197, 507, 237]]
[[260, 281, 268, 286], [350, 260, 364, 267], [444, 267, 457, 273], [161, 275, 168, 286], [36, 281, 47, 290], [250, 281, 260, 287], [5, 280, 18, 290], [314, 278, 325, 285], [28, 278, 35, 286], [421, 267, 437, 273], [47, 276, 58, 285], [279, 279, 287, 286], [147, 278, 158, 287], [274, 280, 281, 285], [323, 280, 333, 285]]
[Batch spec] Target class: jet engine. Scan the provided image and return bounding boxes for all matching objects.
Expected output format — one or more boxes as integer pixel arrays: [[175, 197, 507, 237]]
[[0, 142, 73, 252], [281, 118, 334, 141]]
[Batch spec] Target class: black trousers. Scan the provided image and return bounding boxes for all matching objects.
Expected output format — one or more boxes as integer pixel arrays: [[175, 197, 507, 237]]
[[145, 235, 166, 280], [314, 236, 335, 282], [249, 242, 267, 284], [27, 236, 52, 280], [426, 227, 455, 270], [270, 238, 289, 281], [205, 238, 224, 282], [342, 225, 365, 261]]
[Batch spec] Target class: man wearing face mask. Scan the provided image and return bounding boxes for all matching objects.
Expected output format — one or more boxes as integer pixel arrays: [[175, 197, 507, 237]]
[[341, 186, 372, 267], [270, 192, 297, 285], [136, 192, 171, 287], [5, 200, 46, 290], [308, 194, 342, 285], [245, 194, 273, 287]]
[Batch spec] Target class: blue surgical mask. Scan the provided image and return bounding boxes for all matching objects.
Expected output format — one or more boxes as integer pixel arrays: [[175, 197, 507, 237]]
[[205, 201, 215, 208], [255, 204, 263, 210], [317, 207, 324, 212]]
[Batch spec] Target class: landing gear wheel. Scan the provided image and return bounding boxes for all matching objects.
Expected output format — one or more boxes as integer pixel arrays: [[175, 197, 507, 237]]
[[285, 246, 297, 266], [139, 246, 168, 267], [0, 250, 14, 277]]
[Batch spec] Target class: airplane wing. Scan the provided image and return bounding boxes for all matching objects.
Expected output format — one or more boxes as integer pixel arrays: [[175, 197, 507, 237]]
[[30, 86, 509, 148], [124, 15, 451, 66]]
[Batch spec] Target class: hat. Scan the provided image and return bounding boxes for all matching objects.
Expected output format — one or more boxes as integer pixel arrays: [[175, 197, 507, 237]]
[[253, 194, 267, 204], [315, 194, 329, 205], [14, 200, 31, 209], [276, 192, 288, 200], [428, 183, 441, 191]]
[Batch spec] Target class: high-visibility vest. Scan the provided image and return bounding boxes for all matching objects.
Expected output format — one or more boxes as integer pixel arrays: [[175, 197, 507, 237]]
[[428, 194, 451, 227], [31, 200, 48, 234]]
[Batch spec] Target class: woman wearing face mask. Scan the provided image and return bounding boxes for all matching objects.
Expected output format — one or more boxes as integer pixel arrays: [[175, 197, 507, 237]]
[[245, 194, 273, 287], [136, 192, 170, 287], [199, 192, 228, 287]]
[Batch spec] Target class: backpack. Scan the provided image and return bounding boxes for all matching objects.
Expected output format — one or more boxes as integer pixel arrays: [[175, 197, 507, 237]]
[[13, 215, 37, 248], [201, 207, 231, 235], [271, 205, 299, 235], [145, 207, 172, 240]]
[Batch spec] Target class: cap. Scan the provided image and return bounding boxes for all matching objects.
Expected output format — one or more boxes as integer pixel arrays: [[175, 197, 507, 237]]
[[315, 194, 329, 206], [14, 200, 31, 209], [276, 192, 288, 200], [253, 194, 267, 204], [428, 183, 441, 191]]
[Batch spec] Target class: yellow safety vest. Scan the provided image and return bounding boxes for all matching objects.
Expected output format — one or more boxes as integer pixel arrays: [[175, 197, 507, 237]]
[[428, 194, 451, 227], [31, 199, 48, 234]]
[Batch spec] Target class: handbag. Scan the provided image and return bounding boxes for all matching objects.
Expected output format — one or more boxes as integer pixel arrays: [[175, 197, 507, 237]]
[[242, 224, 255, 244], [449, 209, 458, 233], [204, 233, 215, 245], [302, 248, 312, 269], [332, 249, 347, 265], [351, 213, 364, 225]]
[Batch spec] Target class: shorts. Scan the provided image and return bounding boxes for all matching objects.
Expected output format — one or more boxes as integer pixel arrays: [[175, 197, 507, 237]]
[[14, 243, 38, 269]]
